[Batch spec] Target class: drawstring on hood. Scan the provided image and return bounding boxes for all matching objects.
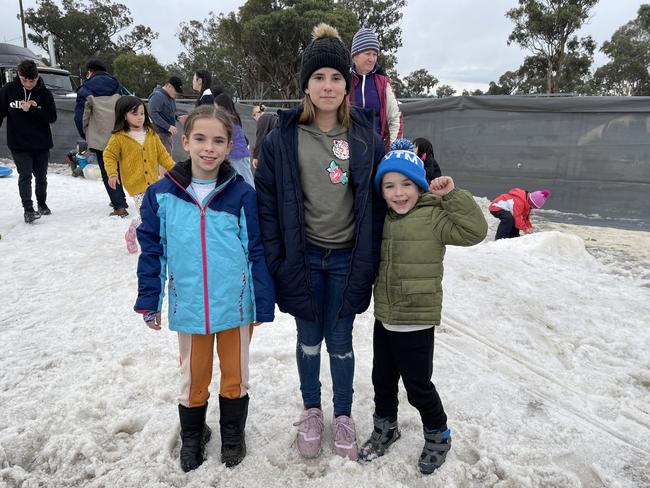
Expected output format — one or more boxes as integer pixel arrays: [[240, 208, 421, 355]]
[[23, 87, 32, 104]]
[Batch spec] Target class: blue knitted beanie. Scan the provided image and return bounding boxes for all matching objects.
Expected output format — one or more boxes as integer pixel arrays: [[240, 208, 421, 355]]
[[374, 150, 429, 193]]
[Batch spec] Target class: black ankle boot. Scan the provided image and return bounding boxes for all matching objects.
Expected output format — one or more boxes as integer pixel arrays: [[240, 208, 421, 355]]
[[219, 395, 249, 467], [178, 403, 212, 472]]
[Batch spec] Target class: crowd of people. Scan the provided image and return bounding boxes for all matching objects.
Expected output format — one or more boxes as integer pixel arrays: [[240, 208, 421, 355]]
[[0, 22, 551, 478]]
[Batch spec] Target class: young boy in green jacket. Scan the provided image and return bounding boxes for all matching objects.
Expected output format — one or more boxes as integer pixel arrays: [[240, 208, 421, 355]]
[[359, 144, 488, 474]]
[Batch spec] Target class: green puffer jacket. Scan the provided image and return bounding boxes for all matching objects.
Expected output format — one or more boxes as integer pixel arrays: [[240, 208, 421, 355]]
[[373, 189, 488, 326]]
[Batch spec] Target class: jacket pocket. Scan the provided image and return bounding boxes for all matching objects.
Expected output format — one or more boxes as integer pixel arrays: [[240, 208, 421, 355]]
[[401, 279, 438, 296]]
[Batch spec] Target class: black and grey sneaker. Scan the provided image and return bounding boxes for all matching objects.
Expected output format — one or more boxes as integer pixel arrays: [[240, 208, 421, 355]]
[[418, 428, 451, 475], [359, 415, 401, 462], [37, 204, 51, 215], [24, 208, 42, 223]]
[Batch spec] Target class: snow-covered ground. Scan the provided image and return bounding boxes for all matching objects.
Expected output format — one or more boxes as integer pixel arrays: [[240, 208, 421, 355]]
[[1, 168, 649, 488]]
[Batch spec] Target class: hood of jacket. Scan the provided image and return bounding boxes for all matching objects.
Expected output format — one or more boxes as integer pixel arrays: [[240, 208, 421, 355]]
[[4, 76, 48, 98], [84, 72, 122, 97], [20, 76, 47, 95]]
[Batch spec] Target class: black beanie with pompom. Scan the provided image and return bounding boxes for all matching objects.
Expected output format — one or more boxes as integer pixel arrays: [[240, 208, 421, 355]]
[[300, 23, 351, 94]]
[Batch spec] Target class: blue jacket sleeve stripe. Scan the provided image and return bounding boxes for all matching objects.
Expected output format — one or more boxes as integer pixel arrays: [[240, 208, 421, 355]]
[[240, 189, 275, 322], [134, 188, 166, 312]]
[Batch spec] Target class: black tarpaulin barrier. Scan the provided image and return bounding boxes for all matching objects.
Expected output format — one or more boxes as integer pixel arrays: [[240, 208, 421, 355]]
[[400, 96, 650, 229]]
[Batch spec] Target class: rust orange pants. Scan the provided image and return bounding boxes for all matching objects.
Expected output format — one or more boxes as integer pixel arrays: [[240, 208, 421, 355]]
[[177, 324, 253, 408]]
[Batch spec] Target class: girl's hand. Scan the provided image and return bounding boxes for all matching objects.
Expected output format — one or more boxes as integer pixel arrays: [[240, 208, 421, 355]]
[[429, 176, 455, 196], [144, 312, 162, 330], [108, 175, 120, 190]]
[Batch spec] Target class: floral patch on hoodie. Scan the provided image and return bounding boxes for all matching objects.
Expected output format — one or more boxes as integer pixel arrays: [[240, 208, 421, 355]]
[[327, 161, 349, 185]]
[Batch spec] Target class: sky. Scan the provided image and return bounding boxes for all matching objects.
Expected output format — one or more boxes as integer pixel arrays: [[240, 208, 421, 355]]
[[0, 0, 645, 92], [1, 164, 649, 486]]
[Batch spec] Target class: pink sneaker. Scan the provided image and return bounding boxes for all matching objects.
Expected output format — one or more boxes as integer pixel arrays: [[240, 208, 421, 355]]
[[332, 415, 358, 460], [125, 222, 139, 254], [293, 408, 324, 458]]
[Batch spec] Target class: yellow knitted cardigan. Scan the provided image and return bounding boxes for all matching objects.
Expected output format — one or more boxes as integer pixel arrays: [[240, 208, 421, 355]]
[[103, 128, 175, 196]]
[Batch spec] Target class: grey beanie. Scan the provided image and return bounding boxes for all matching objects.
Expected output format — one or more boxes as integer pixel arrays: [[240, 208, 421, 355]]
[[300, 24, 352, 93]]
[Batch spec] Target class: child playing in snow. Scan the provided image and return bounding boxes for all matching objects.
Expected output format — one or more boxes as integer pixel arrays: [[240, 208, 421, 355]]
[[488, 188, 550, 240], [359, 142, 487, 474], [134, 104, 275, 472], [64, 140, 97, 177], [103, 96, 175, 253]]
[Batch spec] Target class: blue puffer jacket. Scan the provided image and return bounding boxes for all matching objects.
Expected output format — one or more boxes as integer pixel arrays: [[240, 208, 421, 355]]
[[135, 160, 275, 334], [255, 105, 386, 321], [74, 72, 124, 139]]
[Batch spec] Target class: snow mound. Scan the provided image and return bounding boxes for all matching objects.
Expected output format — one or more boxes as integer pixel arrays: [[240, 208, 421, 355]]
[[489, 230, 597, 264]]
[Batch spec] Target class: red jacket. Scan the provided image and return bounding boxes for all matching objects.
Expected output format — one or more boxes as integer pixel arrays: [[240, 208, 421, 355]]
[[489, 188, 533, 231]]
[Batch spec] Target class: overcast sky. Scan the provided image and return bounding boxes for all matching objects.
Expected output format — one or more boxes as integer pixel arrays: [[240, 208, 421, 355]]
[[1, 0, 644, 92]]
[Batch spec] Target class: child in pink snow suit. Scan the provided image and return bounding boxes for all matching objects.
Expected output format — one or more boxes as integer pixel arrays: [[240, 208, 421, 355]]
[[489, 188, 550, 240]]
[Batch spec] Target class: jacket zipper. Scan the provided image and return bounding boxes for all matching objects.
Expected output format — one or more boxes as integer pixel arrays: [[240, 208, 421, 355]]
[[167, 172, 233, 334]]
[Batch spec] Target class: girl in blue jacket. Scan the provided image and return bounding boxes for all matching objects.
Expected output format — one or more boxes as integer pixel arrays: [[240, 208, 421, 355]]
[[255, 24, 386, 461], [134, 105, 275, 472]]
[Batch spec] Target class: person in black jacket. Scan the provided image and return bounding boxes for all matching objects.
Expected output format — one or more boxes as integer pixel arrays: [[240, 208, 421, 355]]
[[0, 60, 57, 223], [255, 23, 386, 461]]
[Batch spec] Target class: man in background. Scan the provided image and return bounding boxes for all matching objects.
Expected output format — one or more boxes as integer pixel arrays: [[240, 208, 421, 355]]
[[148, 76, 186, 155], [75, 59, 129, 217], [0, 60, 57, 223]]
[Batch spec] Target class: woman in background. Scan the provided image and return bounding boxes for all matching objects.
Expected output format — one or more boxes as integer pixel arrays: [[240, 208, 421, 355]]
[[193, 70, 214, 106]]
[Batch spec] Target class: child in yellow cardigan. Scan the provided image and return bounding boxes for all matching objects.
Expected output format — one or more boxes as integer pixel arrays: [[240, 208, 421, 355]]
[[104, 96, 175, 253]]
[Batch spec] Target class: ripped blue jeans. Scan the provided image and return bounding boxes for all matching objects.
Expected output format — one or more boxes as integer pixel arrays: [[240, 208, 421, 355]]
[[295, 245, 355, 417]]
